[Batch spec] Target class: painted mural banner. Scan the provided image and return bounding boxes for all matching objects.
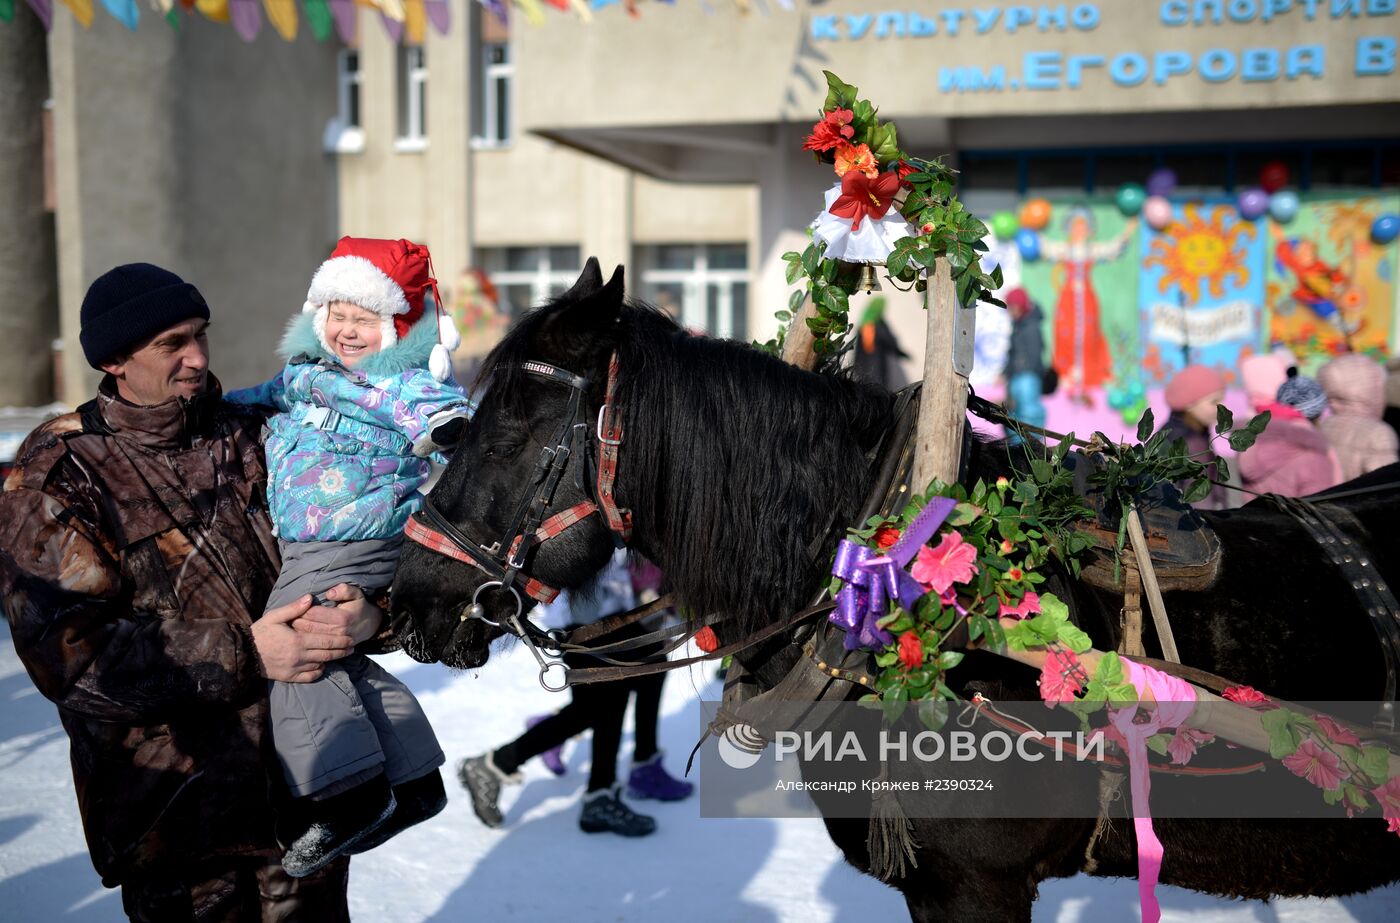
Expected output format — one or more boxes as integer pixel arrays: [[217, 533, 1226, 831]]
[[1140, 201, 1266, 389]]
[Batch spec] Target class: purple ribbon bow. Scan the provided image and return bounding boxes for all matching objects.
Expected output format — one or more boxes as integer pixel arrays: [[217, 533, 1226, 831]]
[[830, 497, 957, 651]]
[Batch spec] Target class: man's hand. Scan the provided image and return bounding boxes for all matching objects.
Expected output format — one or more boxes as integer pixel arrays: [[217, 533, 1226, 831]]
[[251, 595, 355, 683], [295, 583, 384, 646]]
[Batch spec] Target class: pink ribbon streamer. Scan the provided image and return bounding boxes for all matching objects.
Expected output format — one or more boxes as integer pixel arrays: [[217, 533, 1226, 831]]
[[1108, 657, 1197, 923]]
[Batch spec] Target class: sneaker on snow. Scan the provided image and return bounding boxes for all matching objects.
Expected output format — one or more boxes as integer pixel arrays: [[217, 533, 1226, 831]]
[[458, 753, 520, 829], [281, 774, 396, 878], [526, 713, 568, 777], [578, 785, 657, 837], [626, 751, 694, 802]]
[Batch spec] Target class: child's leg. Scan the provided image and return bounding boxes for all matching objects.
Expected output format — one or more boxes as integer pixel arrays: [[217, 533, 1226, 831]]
[[269, 666, 385, 798], [629, 671, 665, 764], [584, 680, 632, 793], [343, 655, 444, 786]]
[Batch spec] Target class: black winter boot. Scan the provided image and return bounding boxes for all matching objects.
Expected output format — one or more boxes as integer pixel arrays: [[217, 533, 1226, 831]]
[[281, 774, 395, 878], [351, 769, 448, 854], [578, 785, 656, 837]]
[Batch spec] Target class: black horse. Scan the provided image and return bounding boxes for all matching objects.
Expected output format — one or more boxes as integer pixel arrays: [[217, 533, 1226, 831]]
[[391, 260, 1400, 921]]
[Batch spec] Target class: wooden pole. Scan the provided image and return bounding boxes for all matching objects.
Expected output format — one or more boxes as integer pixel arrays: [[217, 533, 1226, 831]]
[[910, 257, 969, 492], [780, 294, 821, 371]]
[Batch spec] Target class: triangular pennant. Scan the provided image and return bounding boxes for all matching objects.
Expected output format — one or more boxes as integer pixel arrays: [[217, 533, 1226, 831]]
[[588, 0, 614, 8], [195, 0, 229, 21], [514, 0, 543, 25], [422, 0, 446, 33], [24, 0, 53, 29], [0, 0, 14, 23], [147, 0, 169, 13], [180, 0, 195, 8], [477, 0, 505, 23], [567, 0, 590, 22], [263, 0, 297, 39], [541, 0, 566, 9], [369, 0, 401, 20], [100, 0, 140, 29], [165, 4, 178, 25], [327, 0, 354, 40], [302, 0, 332, 39], [58, 0, 95, 26], [378, 9, 400, 40], [228, 0, 261, 39], [402, 0, 424, 43]]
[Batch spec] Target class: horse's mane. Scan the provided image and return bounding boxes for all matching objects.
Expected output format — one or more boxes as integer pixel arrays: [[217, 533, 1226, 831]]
[[476, 300, 896, 635]]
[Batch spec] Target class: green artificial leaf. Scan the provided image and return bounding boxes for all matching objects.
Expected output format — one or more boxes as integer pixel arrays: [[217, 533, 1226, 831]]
[[822, 71, 859, 111], [1322, 786, 1344, 806], [1137, 407, 1156, 443], [1095, 651, 1124, 686], [936, 651, 965, 670], [782, 251, 801, 263], [968, 614, 987, 642], [1146, 733, 1173, 757], [874, 650, 899, 668], [1359, 746, 1391, 785], [1106, 682, 1140, 705], [1228, 430, 1258, 452], [1247, 410, 1272, 435], [801, 245, 819, 277], [1057, 622, 1093, 654], [1183, 478, 1211, 504], [785, 260, 802, 285], [881, 683, 909, 724], [1215, 456, 1231, 483], [917, 697, 950, 732], [1215, 405, 1234, 435], [775, 310, 792, 322], [788, 289, 805, 312], [1344, 782, 1371, 811], [1260, 709, 1304, 759], [946, 502, 982, 527]]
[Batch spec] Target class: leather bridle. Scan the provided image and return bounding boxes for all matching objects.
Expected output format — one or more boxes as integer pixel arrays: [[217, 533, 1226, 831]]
[[403, 352, 632, 687]]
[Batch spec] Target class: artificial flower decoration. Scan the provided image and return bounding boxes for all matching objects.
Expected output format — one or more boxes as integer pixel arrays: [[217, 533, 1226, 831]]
[[811, 171, 915, 264], [1222, 685, 1271, 707], [1166, 727, 1215, 765], [802, 108, 855, 153], [874, 526, 901, 550], [998, 590, 1041, 620], [1038, 648, 1085, 706], [1282, 739, 1350, 790], [1372, 777, 1400, 834], [911, 530, 979, 595], [897, 631, 924, 671], [834, 142, 879, 179], [1312, 714, 1362, 748]]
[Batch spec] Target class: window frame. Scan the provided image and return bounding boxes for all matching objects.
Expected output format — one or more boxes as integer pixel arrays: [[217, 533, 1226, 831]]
[[332, 49, 364, 155], [636, 244, 750, 340], [395, 45, 429, 153]]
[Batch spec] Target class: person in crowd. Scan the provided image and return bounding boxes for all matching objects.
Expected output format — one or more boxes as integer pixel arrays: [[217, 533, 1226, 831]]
[[1002, 287, 1047, 442], [1384, 356, 1400, 441], [460, 551, 693, 837], [1240, 352, 1289, 414], [1315, 353, 1398, 482], [227, 237, 472, 877], [1, 263, 383, 920], [1238, 370, 1342, 498], [1159, 364, 1228, 509]]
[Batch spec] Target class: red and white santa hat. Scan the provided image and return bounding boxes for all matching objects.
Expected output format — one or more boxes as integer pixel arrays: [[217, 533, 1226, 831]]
[[304, 235, 461, 381]]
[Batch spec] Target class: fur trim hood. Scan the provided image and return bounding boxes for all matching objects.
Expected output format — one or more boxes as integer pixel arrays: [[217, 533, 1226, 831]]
[[278, 308, 439, 378]]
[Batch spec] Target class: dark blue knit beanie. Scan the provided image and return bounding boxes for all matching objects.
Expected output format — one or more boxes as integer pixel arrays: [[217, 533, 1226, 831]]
[[79, 263, 210, 368]]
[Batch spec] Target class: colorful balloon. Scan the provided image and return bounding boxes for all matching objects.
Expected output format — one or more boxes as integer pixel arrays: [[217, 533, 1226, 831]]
[[1268, 190, 1300, 224], [1259, 160, 1290, 194], [1015, 228, 1041, 262], [1143, 196, 1173, 231], [1019, 199, 1052, 231], [1371, 214, 1400, 245], [1237, 188, 1269, 221], [990, 211, 1019, 240], [1146, 168, 1177, 198], [1115, 183, 1146, 216]]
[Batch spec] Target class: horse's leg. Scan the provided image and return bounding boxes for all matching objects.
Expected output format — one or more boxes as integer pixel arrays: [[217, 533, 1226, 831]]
[[901, 874, 1037, 923]]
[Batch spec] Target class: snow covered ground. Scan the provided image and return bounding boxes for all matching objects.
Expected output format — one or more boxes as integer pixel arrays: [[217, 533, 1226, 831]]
[[3, 621, 1398, 922]]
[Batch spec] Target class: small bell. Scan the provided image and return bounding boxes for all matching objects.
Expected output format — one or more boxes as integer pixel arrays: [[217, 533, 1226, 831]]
[[858, 263, 882, 294], [462, 602, 486, 623]]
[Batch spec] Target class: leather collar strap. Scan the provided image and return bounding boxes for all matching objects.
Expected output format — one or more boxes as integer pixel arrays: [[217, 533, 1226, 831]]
[[406, 501, 562, 604], [596, 352, 632, 541]]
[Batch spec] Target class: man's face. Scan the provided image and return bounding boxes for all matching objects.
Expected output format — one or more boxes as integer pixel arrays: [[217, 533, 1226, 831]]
[[101, 318, 210, 405]]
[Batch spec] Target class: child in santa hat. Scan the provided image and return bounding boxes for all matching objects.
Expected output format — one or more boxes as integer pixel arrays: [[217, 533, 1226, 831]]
[[228, 236, 470, 877]]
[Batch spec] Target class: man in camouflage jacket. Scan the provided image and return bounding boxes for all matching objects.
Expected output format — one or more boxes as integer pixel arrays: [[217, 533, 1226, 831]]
[[0, 263, 382, 922]]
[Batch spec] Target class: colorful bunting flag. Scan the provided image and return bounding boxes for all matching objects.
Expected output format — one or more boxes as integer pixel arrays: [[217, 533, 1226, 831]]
[[377, 9, 400, 41], [228, 0, 260, 40], [301, 0, 331, 40], [0, 0, 14, 24], [402, 0, 423, 43], [101, 0, 139, 29], [195, 0, 229, 22], [423, 0, 446, 34], [263, 0, 296, 39], [327, 0, 354, 41], [24, 0, 53, 29], [515, 0, 544, 26], [58, 0, 94, 26]]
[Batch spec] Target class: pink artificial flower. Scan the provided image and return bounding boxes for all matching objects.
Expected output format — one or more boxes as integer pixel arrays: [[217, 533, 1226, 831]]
[[1312, 715, 1362, 748], [1222, 685, 1271, 708], [1167, 727, 1216, 766], [1371, 777, 1400, 837], [1039, 648, 1084, 708], [998, 591, 1041, 620], [911, 530, 979, 596], [1282, 739, 1350, 791]]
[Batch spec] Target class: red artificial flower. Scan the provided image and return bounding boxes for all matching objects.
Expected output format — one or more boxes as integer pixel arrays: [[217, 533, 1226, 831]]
[[897, 631, 924, 671], [1282, 739, 1350, 791], [834, 142, 880, 179], [694, 626, 719, 653], [828, 170, 902, 232], [920, 222, 936, 235], [874, 526, 901, 550], [1312, 714, 1362, 748], [802, 108, 855, 153], [896, 159, 917, 187], [1222, 685, 1271, 708], [1039, 648, 1085, 707]]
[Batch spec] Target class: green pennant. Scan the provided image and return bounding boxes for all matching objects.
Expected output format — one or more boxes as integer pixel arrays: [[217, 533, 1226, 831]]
[[302, 0, 333, 41], [0, 0, 15, 24], [166, 7, 179, 30]]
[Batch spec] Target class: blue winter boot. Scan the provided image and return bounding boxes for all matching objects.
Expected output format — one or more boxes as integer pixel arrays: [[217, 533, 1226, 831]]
[[626, 751, 694, 801]]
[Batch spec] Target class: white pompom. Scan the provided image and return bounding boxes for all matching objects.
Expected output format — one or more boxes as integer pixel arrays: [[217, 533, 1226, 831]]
[[302, 300, 320, 314], [438, 312, 461, 352], [429, 343, 453, 382]]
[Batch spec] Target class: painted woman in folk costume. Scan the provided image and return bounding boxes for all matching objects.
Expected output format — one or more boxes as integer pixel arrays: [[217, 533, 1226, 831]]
[[1040, 207, 1137, 399]]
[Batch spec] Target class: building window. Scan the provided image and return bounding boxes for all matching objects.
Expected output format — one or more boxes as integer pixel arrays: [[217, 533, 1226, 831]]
[[636, 244, 749, 340], [330, 50, 364, 154], [396, 46, 428, 151], [477, 42, 512, 146], [477, 246, 581, 317]]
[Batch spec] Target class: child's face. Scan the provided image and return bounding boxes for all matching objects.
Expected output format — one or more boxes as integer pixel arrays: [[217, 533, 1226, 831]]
[[324, 300, 383, 366]]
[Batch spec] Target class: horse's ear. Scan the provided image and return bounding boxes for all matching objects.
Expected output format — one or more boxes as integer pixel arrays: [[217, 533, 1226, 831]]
[[561, 257, 605, 301]]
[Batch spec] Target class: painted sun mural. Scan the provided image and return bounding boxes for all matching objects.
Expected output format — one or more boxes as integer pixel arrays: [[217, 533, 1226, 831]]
[[1144, 203, 1255, 302]]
